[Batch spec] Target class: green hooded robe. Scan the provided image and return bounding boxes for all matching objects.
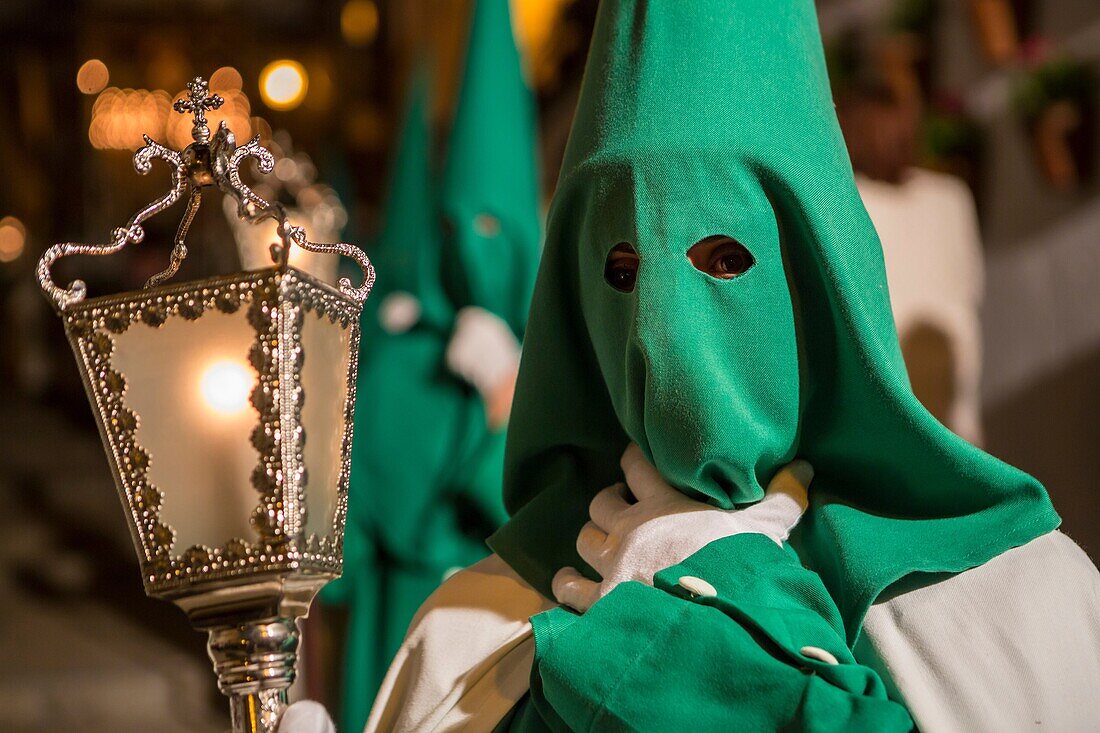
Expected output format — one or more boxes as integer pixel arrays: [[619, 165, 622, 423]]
[[324, 2, 542, 730], [486, 0, 1059, 729]]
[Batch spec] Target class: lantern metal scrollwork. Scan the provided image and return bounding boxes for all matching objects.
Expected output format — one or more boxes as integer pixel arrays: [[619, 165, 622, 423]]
[[37, 75, 375, 733]]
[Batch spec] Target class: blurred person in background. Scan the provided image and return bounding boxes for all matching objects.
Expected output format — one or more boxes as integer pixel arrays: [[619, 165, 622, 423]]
[[837, 80, 986, 445], [316, 1, 542, 731]]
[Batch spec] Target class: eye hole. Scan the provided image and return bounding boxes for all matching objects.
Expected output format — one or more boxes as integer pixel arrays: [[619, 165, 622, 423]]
[[686, 235, 755, 280], [604, 242, 639, 293]]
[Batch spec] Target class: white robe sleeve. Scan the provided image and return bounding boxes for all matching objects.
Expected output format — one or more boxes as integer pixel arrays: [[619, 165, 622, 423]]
[[363, 532, 1100, 732], [859, 531, 1100, 732], [364, 554, 553, 733]]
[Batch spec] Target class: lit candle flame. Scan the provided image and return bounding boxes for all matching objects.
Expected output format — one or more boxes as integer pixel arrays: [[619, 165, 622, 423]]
[[200, 360, 252, 415]]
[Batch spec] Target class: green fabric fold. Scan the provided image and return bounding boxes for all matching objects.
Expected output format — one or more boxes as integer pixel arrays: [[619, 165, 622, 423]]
[[506, 534, 912, 732], [327, 1, 543, 728], [367, 70, 452, 330], [440, 0, 542, 333]]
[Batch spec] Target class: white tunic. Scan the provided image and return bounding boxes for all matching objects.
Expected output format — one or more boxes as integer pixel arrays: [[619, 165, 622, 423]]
[[365, 531, 1100, 733]]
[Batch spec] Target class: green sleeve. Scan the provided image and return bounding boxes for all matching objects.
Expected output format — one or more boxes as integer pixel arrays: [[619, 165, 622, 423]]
[[526, 534, 913, 732], [449, 415, 511, 529]]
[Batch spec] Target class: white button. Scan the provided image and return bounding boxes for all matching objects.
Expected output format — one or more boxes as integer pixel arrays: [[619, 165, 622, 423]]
[[800, 646, 840, 665], [677, 575, 717, 598], [442, 566, 463, 582]]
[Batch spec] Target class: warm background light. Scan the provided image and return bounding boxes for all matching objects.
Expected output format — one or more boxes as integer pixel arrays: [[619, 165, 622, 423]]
[[88, 83, 253, 151], [199, 360, 252, 416], [209, 65, 244, 92], [89, 87, 173, 150], [511, 0, 575, 87], [259, 60, 308, 111], [0, 216, 26, 263], [76, 59, 109, 95], [341, 0, 380, 46]]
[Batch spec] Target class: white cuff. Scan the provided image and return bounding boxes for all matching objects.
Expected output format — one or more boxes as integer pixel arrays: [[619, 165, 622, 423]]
[[446, 307, 521, 398]]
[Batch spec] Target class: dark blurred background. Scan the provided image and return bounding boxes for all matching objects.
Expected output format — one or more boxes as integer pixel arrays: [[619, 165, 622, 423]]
[[0, 1, 1096, 731]]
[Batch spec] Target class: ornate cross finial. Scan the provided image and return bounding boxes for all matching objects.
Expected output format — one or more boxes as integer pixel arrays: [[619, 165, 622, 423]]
[[173, 76, 224, 144]]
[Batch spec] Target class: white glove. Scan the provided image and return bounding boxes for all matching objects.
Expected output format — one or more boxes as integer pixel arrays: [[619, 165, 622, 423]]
[[552, 444, 812, 613], [378, 291, 422, 334], [445, 306, 521, 399], [277, 700, 335, 733]]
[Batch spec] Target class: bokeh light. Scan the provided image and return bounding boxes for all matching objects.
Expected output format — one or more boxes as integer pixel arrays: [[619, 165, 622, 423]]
[[303, 65, 334, 112], [250, 116, 273, 143], [344, 103, 385, 150], [0, 217, 26, 263], [511, 0, 575, 86], [199, 360, 252, 416], [89, 88, 173, 150], [341, 0, 379, 46], [210, 66, 244, 92], [88, 84, 253, 151], [259, 60, 308, 112], [76, 59, 109, 95]]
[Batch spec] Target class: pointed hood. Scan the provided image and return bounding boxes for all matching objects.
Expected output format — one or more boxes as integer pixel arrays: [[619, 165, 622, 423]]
[[439, 0, 542, 335], [490, 0, 1057, 640], [370, 71, 452, 329]]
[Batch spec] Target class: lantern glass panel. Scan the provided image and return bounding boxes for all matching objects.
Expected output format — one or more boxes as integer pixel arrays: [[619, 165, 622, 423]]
[[299, 308, 353, 541], [110, 306, 259, 552]]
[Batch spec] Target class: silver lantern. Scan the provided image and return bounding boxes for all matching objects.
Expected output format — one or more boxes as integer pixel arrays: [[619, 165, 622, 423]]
[[36, 76, 375, 733]]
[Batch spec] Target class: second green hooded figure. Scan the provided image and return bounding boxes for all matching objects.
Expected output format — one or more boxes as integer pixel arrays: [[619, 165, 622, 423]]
[[322, 2, 542, 731]]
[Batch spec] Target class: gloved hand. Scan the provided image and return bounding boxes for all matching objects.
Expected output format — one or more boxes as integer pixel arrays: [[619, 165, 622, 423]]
[[553, 444, 812, 613], [378, 291, 422, 334], [277, 701, 335, 733], [445, 306, 521, 428]]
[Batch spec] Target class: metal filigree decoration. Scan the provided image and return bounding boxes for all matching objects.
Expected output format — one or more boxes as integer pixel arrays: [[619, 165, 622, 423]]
[[63, 268, 360, 595], [145, 189, 201, 289], [38, 136, 185, 310], [219, 125, 277, 222], [37, 74, 376, 311], [255, 689, 287, 733], [282, 223, 377, 303], [173, 76, 224, 144]]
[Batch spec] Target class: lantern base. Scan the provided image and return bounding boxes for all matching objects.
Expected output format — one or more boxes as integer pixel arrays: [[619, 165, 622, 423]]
[[228, 689, 290, 733], [207, 618, 299, 733], [168, 573, 330, 732]]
